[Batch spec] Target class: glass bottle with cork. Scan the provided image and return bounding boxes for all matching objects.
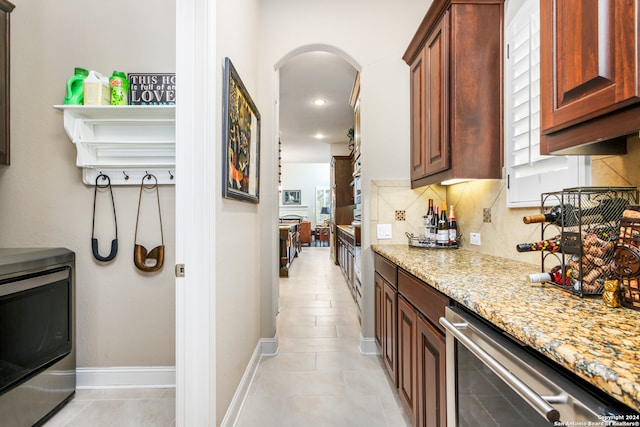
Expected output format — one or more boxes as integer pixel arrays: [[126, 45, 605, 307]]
[[437, 201, 449, 246], [448, 204, 458, 246], [424, 199, 435, 244]]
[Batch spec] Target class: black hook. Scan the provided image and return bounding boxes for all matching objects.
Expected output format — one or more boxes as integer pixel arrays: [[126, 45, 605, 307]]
[[92, 173, 118, 262], [96, 173, 111, 189], [123, 171, 130, 181], [169, 171, 174, 180], [142, 173, 158, 189]]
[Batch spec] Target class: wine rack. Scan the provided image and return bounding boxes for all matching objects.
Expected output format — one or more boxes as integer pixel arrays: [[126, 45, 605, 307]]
[[539, 186, 638, 297]]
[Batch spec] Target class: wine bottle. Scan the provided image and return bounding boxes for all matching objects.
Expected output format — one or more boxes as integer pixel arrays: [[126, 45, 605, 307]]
[[528, 265, 574, 286], [448, 204, 458, 245], [425, 199, 435, 242], [432, 205, 439, 243], [437, 201, 449, 246], [522, 204, 580, 226], [522, 198, 627, 226], [515, 235, 562, 252]]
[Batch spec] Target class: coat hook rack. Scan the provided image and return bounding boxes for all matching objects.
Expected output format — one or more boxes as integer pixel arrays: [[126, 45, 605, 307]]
[[81, 169, 176, 186]]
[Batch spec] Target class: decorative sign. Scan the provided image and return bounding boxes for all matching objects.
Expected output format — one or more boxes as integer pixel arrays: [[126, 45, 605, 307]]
[[128, 73, 176, 105]]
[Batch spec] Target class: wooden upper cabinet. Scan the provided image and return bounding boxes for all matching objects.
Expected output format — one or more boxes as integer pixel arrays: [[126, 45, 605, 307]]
[[0, 0, 14, 166], [404, 0, 504, 188], [410, 18, 450, 182], [540, 0, 640, 154], [410, 49, 427, 181]]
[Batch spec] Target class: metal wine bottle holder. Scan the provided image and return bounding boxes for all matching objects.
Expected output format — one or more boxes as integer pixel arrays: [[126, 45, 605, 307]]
[[539, 187, 638, 297]]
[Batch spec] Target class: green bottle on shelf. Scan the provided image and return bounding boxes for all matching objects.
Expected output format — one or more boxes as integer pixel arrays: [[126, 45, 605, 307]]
[[63, 67, 89, 105], [109, 71, 130, 105]]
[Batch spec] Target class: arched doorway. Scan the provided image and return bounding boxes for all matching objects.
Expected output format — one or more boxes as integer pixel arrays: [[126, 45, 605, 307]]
[[275, 46, 359, 309]]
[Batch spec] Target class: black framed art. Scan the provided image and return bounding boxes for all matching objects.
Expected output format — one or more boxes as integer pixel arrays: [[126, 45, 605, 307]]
[[222, 57, 261, 203]]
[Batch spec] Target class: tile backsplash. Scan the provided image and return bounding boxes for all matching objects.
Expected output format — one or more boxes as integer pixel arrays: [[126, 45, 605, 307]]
[[369, 136, 640, 265], [369, 180, 445, 246]]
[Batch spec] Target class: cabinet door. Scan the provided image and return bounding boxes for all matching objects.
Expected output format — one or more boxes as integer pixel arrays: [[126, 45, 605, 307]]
[[0, 2, 12, 166], [541, 0, 640, 134], [423, 14, 450, 177], [410, 50, 427, 181], [417, 316, 446, 427], [383, 281, 398, 385], [398, 297, 418, 425], [374, 273, 384, 350]]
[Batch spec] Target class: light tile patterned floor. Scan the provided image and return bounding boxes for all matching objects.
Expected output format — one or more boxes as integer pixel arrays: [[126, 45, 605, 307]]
[[42, 388, 175, 426], [43, 246, 409, 426], [235, 246, 410, 427]]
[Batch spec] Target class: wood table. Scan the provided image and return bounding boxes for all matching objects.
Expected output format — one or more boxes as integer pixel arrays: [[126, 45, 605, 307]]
[[279, 223, 299, 277]]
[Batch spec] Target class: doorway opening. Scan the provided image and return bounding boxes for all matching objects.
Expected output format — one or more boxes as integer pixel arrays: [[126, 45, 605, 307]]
[[276, 49, 359, 232]]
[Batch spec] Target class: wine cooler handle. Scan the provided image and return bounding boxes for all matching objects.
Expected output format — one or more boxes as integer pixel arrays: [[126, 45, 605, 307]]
[[439, 317, 561, 423]]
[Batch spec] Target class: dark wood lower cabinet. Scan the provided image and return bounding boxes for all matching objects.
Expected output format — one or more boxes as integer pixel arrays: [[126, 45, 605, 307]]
[[398, 296, 418, 425], [374, 273, 384, 350], [374, 255, 448, 427], [398, 295, 447, 427], [417, 315, 446, 427], [382, 281, 398, 385]]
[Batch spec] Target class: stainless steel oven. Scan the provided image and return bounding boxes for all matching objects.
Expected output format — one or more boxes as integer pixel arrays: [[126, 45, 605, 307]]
[[440, 306, 634, 426], [0, 248, 75, 427]]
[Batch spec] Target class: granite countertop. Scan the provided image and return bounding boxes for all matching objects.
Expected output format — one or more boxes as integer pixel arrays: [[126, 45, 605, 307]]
[[336, 225, 356, 235], [372, 244, 640, 412]]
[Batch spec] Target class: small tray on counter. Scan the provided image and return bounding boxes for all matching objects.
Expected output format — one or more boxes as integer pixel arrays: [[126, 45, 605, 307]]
[[406, 232, 458, 249]]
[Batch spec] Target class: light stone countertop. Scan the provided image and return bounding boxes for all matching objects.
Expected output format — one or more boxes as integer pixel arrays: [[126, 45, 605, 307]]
[[336, 225, 356, 236], [372, 244, 640, 412]]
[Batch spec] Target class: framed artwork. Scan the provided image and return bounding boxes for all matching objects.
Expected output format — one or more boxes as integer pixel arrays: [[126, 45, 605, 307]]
[[222, 57, 261, 203], [283, 190, 301, 205]]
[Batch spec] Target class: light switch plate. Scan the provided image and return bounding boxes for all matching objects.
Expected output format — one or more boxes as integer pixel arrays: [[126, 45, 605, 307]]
[[377, 224, 392, 239]]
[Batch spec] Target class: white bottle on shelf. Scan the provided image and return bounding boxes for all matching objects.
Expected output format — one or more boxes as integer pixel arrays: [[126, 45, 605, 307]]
[[83, 70, 110, 105]]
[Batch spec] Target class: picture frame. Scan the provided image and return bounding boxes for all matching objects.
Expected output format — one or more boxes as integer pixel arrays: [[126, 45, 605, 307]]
[[222, 57, 261, 203], [283, 190, 301, 205]]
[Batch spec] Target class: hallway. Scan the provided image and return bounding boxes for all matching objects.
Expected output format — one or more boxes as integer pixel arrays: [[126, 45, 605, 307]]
[[235, 246, 410, 426]]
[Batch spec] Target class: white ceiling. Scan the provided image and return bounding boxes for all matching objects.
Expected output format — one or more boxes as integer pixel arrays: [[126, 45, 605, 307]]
[[278, 51, 358, 163]]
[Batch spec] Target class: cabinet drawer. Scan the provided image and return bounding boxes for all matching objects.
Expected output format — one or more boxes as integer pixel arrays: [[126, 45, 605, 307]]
[[398, 269, 449, 333], [375, 254, 397, 288]]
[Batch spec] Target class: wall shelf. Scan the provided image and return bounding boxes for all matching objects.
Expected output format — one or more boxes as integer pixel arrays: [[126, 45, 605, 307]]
[[53, 105, 175, 185]]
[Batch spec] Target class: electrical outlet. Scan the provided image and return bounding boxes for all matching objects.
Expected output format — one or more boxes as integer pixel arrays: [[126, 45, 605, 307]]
[[470, 232, 481, 246]]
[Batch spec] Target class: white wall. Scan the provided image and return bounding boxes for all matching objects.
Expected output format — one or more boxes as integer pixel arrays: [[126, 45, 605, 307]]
[[258, 0, 432, 340], [0, 0, 176, 369], [280, 163, 330, 226], [216, 0, 264, 423]]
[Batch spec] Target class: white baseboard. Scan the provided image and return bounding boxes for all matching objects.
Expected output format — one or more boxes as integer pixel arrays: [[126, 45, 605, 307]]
[[76, 366, 176, 389], [360, 335, 379, 355], [261, 336, 279, 356], [220, 336, 279, 427]]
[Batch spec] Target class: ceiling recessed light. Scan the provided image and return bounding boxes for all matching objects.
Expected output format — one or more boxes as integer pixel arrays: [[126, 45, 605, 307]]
[[314, 133, 324, 139], [313, 99, 326, 106]]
